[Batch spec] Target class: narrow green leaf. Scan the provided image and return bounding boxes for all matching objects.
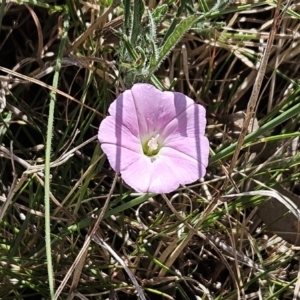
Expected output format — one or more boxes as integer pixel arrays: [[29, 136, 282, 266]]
[[160, 16, 178, 46], [198, 0, 209, 12], [150, 75, 165, 91], [147, 10, 159, 67], [149, 39, 159, 68], [152, 4, 168, 24], [130, 0, 145, 45], [210, 97, 300, 164], [113, 30, 139, 60], [154, 14, 200, 70], [123, 0, 131, 33], [210, 0, 234, 12], [147, 8, 157, 41]]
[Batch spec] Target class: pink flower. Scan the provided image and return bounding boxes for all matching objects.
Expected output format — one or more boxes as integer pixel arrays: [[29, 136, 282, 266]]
[[98, 83, 209, 193]]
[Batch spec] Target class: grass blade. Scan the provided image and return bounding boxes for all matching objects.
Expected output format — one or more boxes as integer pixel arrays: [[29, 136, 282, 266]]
[[44, 12, 69, 299]]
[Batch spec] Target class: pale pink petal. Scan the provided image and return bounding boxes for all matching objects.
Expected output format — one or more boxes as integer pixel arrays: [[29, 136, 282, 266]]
[[108, 84, 206, 140], [101, 142, 186, 193], [162, 135, 209, 179], [160, 97, 207, 140], [119, 138, 209, 193], [98, 116, 142, 155], [100, 144, 143, 173], [118, 154, 181, 193], [107, 90, 140, 137], [130, 84, 201, 137]]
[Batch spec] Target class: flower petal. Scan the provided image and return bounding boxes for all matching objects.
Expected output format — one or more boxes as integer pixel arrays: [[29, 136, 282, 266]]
[[117, 153, 181, 193], [162, 135, 209, 180], [107, 84, 207, 140], [107, 90, 140, 137], [100, 144, 143, 173], [130, 84, 203, 137], [104, 136, 209, 193], [160, 96, 207, 140], [98, 116, 142, 156]]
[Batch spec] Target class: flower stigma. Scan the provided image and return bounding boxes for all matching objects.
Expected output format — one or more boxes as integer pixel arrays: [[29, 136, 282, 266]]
[[143, 134, 161, 156]]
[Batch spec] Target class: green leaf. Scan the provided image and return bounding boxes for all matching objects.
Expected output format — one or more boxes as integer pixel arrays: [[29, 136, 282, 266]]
[[153, 14, 200, 70], [160, 16, 178, 46], [147, 10, 158, 67], [123, 0, 131, 33], [130, 0, 145, 45], [198, 0, 209, 12], [149, 38, 159, 68], [152, 4, 168, 24], [147, 8, 157, 41], [113, 29, 139, 61], [135, 46, 146, 69]]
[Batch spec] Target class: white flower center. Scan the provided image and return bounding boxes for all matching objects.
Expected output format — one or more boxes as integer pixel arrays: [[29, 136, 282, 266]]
[[143, 134, 162, 156], [147, 134, 160, 151]]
